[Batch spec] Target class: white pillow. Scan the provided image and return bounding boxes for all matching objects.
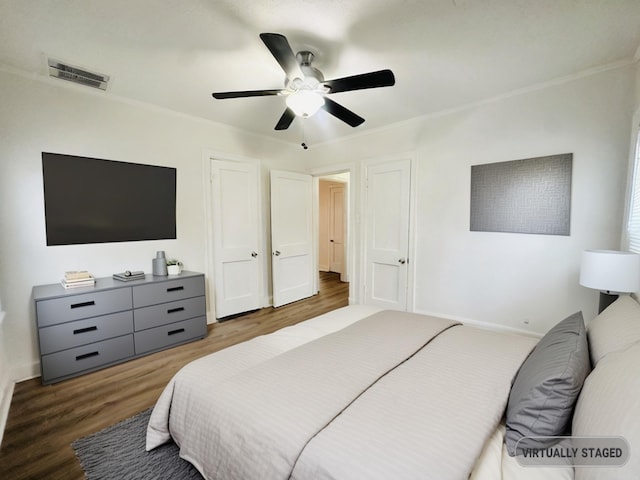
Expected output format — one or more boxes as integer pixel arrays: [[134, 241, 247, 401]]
[[572, 342, 640, 480], [586, 295, 640, 366]]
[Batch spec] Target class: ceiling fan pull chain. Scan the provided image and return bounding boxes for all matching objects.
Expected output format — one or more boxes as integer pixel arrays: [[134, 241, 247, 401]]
[[301, 120, 308, 150]]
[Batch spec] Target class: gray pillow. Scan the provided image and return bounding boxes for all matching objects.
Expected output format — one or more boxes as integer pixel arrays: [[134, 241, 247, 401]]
[[504, 311, 591, 456]]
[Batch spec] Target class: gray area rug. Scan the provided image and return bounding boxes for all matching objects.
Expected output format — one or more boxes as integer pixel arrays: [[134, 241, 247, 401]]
[[72, 408, 204, 480]]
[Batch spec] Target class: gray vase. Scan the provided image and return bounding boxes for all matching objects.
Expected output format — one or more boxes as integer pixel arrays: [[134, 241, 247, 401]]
[[152, 251, 168, 276]]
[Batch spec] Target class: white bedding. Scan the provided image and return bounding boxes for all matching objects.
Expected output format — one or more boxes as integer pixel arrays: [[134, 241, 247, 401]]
[[147, 306, 539, 480], [290, 325, 538, 480], [471, 423, 575, 480], [146, 305, 382, 449]]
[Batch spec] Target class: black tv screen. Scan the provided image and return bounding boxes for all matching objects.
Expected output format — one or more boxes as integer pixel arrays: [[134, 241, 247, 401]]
[[42, 152, 177, 246]]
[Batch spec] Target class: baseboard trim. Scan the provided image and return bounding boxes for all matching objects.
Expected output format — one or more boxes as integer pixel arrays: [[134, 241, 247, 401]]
[[0, 376, 15, 447], [413, 308, 543, 338]]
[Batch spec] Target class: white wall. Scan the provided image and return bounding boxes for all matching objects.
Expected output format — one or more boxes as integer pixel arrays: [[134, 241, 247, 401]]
[[0, 61, 636, 387], [635, 61, 640, 110], [0, 68, 301, 382], [305, 64, 636, 334]]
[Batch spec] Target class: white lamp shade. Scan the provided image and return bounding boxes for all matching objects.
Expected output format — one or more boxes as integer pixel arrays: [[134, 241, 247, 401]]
[[579, 249, 640, 293], [286, 90, 325, 118]]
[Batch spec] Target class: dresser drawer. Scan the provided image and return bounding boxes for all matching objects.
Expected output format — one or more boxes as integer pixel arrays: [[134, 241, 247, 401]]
[[38, 311, 133, 355], [134, 296, 205, 331], [36, 288, 132, 327], [134, 316, 206, 355], [41, 334, 134, 383], [132, 275, 204, 307]]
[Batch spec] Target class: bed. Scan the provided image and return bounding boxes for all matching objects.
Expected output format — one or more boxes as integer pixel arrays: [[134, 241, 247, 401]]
[[146, 298, 640, 480]]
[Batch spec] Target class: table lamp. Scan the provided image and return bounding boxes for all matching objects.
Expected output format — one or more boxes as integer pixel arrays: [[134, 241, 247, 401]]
[[579, 249, 640, 313]]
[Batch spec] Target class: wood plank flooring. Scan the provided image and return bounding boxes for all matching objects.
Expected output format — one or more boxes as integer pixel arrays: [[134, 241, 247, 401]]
[[0, 272, 348, 480]]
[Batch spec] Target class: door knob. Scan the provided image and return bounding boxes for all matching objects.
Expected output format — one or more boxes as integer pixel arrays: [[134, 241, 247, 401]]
[[251, 251, 258, 258], [398, 258, 406, 264], [273, 250, 281, 256]]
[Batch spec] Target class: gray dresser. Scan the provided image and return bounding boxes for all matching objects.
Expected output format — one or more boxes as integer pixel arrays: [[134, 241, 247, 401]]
[[33, 271, 207, 384]]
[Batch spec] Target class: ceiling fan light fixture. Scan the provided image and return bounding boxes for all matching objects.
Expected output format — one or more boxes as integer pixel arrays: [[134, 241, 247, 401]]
[[211, 33, 395, 130], [286, 90, 325, 118]]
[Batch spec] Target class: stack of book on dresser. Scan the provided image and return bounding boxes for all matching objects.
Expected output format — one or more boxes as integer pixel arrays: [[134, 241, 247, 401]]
[[113, 270, 145, 282], [61, 270, 95, 289]]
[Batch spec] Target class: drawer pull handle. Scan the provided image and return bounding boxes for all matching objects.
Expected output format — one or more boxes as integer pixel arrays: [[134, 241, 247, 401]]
[[76, 351, 99, 361], [167, 286, 185, 292], [168, 328, 185, 336], [70, 300, 96, 309], [73, 326, 98, 335], [167, 307, 185, 314]]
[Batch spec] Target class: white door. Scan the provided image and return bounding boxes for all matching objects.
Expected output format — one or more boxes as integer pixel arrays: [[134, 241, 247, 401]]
[[328, 184, 345, 275], [364, 159, 412, 310], [271, 170, 315, 307], [211, 159, 261, 318]]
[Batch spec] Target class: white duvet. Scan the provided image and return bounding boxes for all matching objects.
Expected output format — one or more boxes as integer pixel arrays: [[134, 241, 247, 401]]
[[147, 306, 540, 480]]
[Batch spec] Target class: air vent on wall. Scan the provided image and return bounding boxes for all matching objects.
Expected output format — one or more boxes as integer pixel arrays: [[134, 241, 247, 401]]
[[48, 59, 110, 90]]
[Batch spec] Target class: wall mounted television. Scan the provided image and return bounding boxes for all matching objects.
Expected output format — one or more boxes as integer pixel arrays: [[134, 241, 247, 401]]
[[42, 152, 177, 246]]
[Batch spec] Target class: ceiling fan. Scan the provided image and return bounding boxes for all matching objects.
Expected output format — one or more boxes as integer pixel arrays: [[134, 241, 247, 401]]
[[212, 33, 395, 131]]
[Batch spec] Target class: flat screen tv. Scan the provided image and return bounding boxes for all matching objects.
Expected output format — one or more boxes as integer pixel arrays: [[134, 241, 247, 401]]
[[42, 152, 177, 246]]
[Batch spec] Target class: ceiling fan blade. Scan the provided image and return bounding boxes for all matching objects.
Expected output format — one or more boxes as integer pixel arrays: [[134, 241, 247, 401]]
[[212, 89, 282, 99], [260, 33, 304, 81], [275, 108, 296, 130], [324, 69, 395, 94], [322, 98, 365, 127]]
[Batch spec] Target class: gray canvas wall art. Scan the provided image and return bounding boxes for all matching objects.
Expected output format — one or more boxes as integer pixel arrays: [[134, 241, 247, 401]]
[[470, 153, 572, 235]]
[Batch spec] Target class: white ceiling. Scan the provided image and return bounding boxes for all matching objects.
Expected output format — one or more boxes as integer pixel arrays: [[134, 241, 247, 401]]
[[2, 0, 640, 145]]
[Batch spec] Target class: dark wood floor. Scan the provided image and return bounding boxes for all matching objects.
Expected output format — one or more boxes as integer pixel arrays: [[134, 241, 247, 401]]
[[0, 272, 348, 480]]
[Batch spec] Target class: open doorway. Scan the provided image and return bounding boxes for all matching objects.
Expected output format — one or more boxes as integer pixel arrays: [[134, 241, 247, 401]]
[[317, 172, 349, 293]]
